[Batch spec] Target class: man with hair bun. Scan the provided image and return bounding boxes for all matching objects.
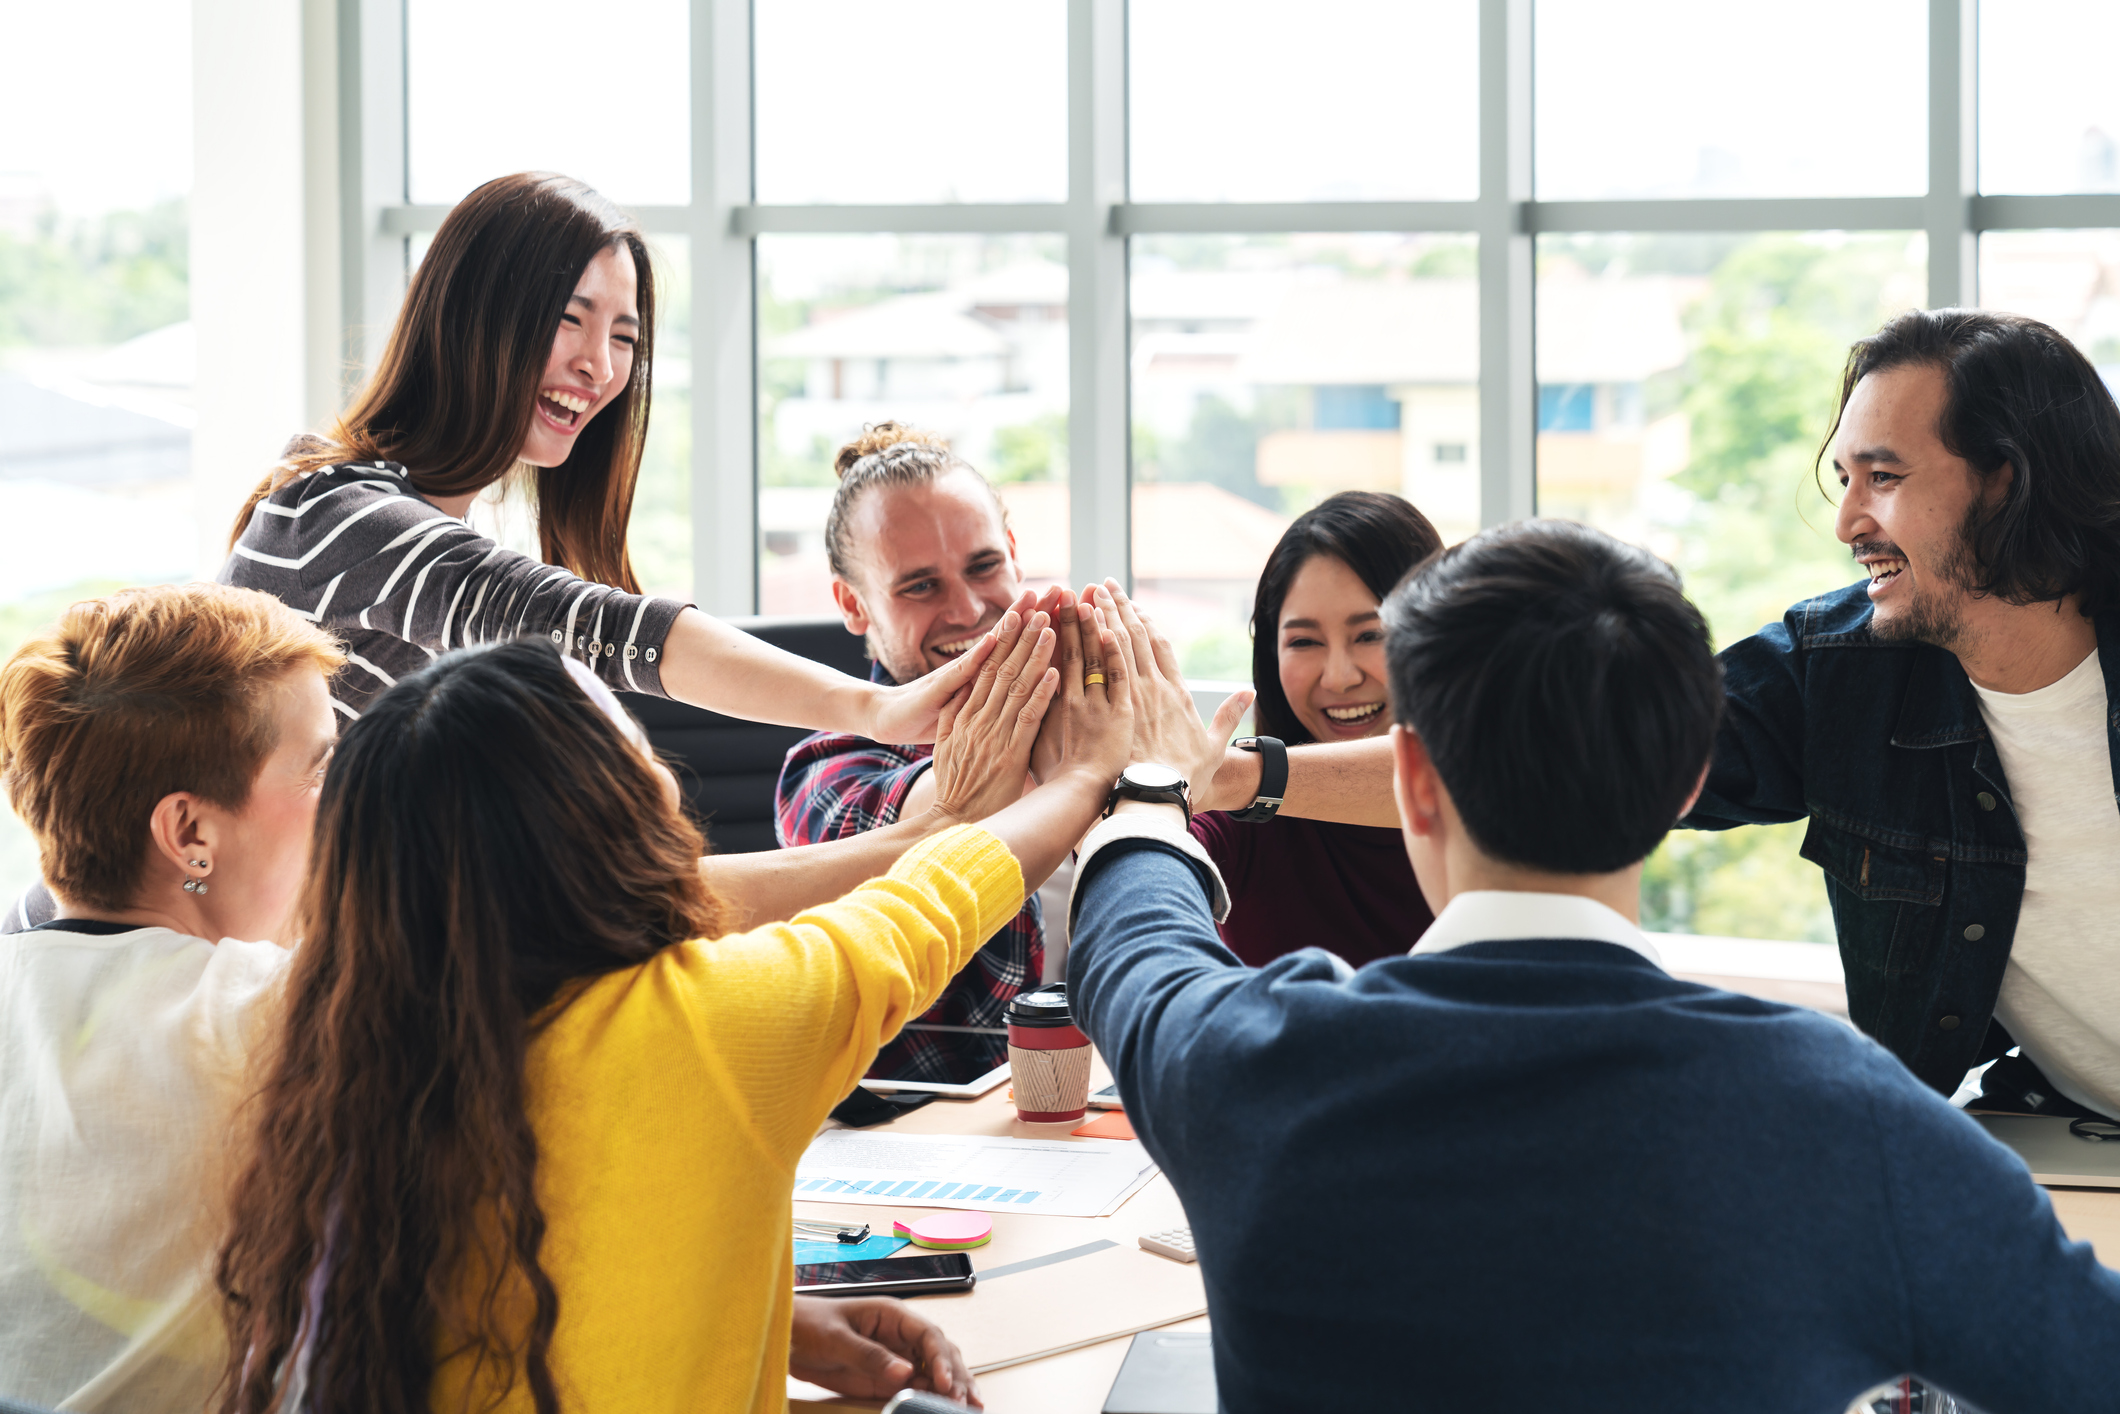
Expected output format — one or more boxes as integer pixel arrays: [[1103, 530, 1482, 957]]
[[777, 422, 1405, 1083], [1688, 308, 2120, 1123], [1062, 518, 2120, 1411]]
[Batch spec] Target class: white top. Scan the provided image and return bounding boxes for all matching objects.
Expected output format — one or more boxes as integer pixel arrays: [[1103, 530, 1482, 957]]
[[0, 923, 289, 1412], [1413, 890, 1665, 968], [1972, 647, 2120, 1119]]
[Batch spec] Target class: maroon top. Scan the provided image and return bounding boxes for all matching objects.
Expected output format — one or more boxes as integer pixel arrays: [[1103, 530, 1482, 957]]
[[1187, 810, 1436, 968]]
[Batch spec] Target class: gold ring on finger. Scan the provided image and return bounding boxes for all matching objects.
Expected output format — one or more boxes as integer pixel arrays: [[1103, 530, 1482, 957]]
[[1084, 672, 1107, 686]]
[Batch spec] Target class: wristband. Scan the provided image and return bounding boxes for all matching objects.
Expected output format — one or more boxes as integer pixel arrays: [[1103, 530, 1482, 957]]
[[1228, 735, 1287, 823]]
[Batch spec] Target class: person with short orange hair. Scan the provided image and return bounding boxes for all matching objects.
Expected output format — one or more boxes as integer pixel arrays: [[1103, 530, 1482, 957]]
[[0, 583, 344, 1412]]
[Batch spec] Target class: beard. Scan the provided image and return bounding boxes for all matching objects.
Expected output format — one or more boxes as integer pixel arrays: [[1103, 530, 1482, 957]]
[[1860, 503, 1985, 651]]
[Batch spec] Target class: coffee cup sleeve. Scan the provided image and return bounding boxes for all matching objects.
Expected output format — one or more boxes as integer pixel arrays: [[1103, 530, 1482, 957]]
[[1068, 811, 1232, 931]]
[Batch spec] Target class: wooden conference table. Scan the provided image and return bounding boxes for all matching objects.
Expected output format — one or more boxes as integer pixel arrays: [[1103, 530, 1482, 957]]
[[788, 1053, 2120, 1414], [789, 1052, 1204, 1414]]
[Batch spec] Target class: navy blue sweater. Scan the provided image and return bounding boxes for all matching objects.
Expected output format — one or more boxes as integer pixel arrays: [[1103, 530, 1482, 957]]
[[1069, 840, 2120, 1413]]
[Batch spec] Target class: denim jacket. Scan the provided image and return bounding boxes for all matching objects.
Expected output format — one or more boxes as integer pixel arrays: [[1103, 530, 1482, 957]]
[[1684, 580, 2120, 1096]]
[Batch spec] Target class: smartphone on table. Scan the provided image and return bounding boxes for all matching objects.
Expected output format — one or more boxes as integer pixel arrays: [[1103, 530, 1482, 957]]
[[793, 1251, 975, 1297], [1089, 1083, 1124, 1110]]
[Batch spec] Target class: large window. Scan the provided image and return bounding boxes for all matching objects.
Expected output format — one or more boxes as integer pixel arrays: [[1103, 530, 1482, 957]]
[[1536, 232, 1927, 941], [1130, 234, 1480, 677], [0, 0, 194, 899], [13, 0, 2120, 942], [756, 234, 1071, 615]]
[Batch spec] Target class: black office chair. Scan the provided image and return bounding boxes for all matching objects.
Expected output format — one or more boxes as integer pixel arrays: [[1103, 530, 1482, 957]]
[[617, 615, 872, 855]]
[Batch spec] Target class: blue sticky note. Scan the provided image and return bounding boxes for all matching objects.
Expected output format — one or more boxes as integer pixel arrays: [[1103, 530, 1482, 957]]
[[794, 1233, 910, 1265]]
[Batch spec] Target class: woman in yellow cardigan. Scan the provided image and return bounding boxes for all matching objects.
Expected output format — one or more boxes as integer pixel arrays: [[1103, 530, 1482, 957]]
[[212, 601, 1137, 1414]]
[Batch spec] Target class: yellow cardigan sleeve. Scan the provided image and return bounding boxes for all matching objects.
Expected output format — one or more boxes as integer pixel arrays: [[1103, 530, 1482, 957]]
[[633, 823, 1022, 1155]]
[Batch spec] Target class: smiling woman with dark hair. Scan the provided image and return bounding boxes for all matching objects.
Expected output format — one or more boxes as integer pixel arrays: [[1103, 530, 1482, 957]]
[[220, 172, 989, 742], [1185, 490, 1444, 967]]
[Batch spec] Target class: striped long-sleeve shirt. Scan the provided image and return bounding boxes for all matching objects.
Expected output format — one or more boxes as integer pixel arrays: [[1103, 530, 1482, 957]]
[[218, 459, 690, 721]]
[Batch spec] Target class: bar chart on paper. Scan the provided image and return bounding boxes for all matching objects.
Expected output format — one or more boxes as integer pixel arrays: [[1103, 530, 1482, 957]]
[[795, 1132, 1158, 1218]]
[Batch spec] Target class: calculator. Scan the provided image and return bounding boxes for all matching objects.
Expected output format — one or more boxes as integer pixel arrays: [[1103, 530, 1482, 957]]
[[1137, 1226, 1197, 1263]]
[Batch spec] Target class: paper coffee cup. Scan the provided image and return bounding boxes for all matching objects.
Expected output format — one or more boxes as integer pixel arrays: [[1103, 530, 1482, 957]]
[[1006, 984, 1091, 1122]]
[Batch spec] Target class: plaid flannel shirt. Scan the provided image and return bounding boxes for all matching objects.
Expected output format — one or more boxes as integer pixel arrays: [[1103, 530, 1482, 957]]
[[774, 663, 1044, 1085]]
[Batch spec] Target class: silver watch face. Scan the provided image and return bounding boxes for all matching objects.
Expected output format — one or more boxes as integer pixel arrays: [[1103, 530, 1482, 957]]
[[1122, 762, 1185, 792]]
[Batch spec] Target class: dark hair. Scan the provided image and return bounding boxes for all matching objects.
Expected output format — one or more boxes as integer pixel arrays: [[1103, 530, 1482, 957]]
[[1820, 307, 2120, 614], [1250, 491, 1442, 745], [214, 638, 722, 1414], [1384, 520, 1722, 875], [232, 172, 658, 592]]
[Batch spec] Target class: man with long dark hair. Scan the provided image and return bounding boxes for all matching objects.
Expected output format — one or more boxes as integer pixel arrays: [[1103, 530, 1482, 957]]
[[1689, 308, 2120, 1120]]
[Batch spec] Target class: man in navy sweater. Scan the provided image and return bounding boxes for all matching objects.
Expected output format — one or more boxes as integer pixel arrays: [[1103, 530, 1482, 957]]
[[1066, 519, 2120, 1412]]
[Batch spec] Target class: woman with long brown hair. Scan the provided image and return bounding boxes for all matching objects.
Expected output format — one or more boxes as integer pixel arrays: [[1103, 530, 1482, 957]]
[[213, 600, 1140, 1414], [218, 171, 986, 741]]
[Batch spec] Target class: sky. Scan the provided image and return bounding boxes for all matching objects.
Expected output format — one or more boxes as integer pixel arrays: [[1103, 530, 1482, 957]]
[[0, 0, 192, 214]]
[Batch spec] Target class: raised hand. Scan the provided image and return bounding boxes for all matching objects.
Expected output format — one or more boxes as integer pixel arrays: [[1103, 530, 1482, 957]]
[[1029, 587, 1081, 784], [1061, 591, 1140, 789], [927, 606, 1057, 825], [866, 588, 1037, 745], [1087, 581, 1251, 792]]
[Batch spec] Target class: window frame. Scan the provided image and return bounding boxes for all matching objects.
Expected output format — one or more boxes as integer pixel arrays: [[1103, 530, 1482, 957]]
[[341, 0, 2120, 614]]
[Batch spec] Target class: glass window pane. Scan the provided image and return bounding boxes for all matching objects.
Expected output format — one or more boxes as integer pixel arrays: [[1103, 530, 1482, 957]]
[[755, 1, 1067, 205], [1536, 0, 1926, 199], [407, 0, 689, 205], [1130, 1, 1477, 203], [1, 0, 195, 901], [1981, 230, 2120, 383], [1535, 230, 1926, 944], [758, 235, 1069, 617], [1130, 234, 1479, 682], [1981, 2, 2120, 194]]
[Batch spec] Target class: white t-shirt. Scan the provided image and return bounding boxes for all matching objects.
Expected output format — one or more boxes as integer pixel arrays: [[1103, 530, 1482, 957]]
[[0, 923, 288, 1412], [1972, 648, 2120, 1119]]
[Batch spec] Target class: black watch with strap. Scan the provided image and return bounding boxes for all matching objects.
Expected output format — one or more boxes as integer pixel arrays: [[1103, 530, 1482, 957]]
[[1228, 735, 1287, 823], [1104, 762, 1192, 822]]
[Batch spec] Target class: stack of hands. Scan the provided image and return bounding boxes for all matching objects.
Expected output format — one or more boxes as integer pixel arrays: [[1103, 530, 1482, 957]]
[[793, 582, 1249, 1409], [922, 580, 1256, 832]]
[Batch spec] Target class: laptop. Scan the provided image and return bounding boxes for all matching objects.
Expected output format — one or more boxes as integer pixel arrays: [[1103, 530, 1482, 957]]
[[1103, 1331, 1216, 1414]]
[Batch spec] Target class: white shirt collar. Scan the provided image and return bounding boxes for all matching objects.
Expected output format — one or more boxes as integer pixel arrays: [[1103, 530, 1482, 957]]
[[1411, 890, 1663, 969]]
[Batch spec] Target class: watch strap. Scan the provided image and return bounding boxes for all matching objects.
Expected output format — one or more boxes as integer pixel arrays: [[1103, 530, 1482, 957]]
[[1105, 766, 1192, 823], [1228, 736, 1288, 823]]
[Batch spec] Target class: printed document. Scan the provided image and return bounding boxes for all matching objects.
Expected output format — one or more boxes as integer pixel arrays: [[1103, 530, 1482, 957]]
[[795, 1131, 1158, 1218]]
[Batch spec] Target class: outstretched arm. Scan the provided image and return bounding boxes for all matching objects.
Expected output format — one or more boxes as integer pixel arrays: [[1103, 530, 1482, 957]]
[[1074, 581, 1402, 828], [658, 593, 1037, 745], [701, 606, 1059, 929]]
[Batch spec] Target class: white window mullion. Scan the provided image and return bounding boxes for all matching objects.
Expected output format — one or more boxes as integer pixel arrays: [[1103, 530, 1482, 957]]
[[1068, 0, 1132, 593], [338, 0, 407, 398], [1478, 0, 1535, 528], [694, 0, 758, 615], [1927, 0, 1978, 308]]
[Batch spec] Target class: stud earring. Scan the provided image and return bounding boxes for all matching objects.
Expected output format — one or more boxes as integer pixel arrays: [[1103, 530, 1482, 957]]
[[183, 878, 209, 895]]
